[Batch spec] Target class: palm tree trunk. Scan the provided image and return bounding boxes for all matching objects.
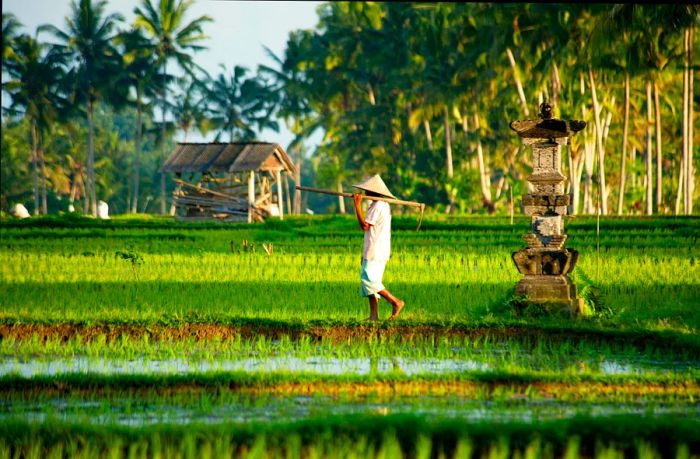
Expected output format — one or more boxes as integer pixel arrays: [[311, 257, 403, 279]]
[[30, 120, 39, 216], [567, 142, 576, 214], [423, 119, 433, 151], [461, 110, 471, 170], [645, 82, 653, 216], [160, 63, 167, 215], [588, 67, 607, 215], [552, 62, 561, 108], [617, 73, 630, 215], [83, 170, 89, 213], [337, 179, 345, 214], [682, 28, 689, 214], [570, 145, 585, 215], [39, 136, 47, 215], [583, 137, 594, 214], [473, 112, 491, 203], [653, 80, 663, 212], [87, 100, 97, 217], [506, 47, 529, 116], [131, 97, 142, 214], [631, 146, 637, 189], [69, 170, 77, 209], [443, 105, 453, 179], [168, 117, 186, 217], [675, 155, 684, 215], [601, 104, 613, 208], [367, 84, 376, 106], [688, 24, 695, 214]]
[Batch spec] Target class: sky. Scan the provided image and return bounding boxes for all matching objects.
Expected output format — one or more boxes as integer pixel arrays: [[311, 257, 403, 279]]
[[3, 0, 323, 149]]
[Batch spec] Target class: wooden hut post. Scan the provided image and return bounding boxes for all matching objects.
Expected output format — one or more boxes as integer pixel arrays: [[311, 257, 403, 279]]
[[276, 170, 284, 220], [248, 170, 255, 223]]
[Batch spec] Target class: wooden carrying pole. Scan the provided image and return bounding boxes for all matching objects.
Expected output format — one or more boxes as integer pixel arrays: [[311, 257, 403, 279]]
[[295, 185, 426, 230]]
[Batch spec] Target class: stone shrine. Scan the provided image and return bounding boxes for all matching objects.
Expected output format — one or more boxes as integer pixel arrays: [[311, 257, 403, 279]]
[[510, 102, 586, 313]]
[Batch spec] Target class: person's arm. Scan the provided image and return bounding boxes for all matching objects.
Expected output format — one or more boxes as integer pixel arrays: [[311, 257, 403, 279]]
[[353, 193, 371, 231]]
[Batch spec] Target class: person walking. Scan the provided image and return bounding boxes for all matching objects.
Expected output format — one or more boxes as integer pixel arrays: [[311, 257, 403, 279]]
[[352, 175, 405, 321]]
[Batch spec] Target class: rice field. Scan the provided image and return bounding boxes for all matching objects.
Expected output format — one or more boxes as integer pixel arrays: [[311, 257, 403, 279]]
[[0, 214, 698, 458]]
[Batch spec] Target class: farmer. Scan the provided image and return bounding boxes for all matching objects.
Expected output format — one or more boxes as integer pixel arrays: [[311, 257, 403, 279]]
[[352, 174, 405, 321]]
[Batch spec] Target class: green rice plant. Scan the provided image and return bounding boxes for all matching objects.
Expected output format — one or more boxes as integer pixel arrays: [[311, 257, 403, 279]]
[[1, 413, 698, 458]]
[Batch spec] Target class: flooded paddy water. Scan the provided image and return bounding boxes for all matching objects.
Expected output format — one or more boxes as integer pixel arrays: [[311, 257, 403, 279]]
[[1, 352, 697, 378], [1, 338, 698, 378], [4, 338, 697, 431], [1, 395, 697, 427]]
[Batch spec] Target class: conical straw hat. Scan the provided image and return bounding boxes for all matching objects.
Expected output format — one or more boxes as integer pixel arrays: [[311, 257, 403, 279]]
[[352, 174, 396, 199]]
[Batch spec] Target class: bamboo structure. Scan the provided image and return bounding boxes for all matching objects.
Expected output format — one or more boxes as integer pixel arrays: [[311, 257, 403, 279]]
[[161, 142, 296, 223]]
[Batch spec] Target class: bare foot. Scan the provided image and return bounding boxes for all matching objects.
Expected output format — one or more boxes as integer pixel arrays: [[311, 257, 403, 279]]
[[388, 300, 405, 321], [366, 315, 379, 322]]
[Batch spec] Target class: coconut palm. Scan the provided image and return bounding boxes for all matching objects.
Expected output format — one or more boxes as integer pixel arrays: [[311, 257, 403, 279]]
[[115, 26, 158, 214], [205, 65, 256, 142], [2, 33, 67, 215], [169, 76, 207, 142], [133, 0, 211, 214], [2, 13, 22, 61], [42, 0, 125, 216], [259, 36, 317, 214], [604, 5, 698, 214]]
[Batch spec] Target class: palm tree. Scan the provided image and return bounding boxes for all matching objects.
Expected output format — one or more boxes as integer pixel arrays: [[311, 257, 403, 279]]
[[115, 26, 158, 214], [242, 72, 280, 137], [170, 76, 208, 142], [43, 0, 125, 217], [412, 4, 467, 181], [2, 33, 67, 215], [682, 22, 695, 214], [259, 38, 315, 214], [596, 8, 644, 215], [134, 0, 211, 214], [606, 5, 699, 214], [205, 65, 256, 142], [2, 13, 22, 61]]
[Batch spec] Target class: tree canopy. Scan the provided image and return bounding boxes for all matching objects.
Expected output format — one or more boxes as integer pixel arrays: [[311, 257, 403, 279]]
[[1, 3, 698, 216]]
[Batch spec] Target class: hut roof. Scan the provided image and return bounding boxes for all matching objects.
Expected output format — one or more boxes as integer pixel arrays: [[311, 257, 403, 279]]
[[161, 142, 296, 174]]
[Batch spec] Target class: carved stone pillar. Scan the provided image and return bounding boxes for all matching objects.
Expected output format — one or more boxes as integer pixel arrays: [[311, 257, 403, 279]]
[[510, 103, 586, 313]]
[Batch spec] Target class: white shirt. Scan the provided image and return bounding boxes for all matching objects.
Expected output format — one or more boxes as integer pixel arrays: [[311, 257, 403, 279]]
[[363, 200, 391, 261]]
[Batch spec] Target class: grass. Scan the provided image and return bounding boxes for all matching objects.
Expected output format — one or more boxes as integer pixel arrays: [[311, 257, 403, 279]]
[[1, 215, 698, 333], [0, 214, 698, 457]]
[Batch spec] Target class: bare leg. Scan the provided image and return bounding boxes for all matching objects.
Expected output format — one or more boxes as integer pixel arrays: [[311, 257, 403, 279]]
[[367, 295, 379, 321], [378, 289, 405, 320]]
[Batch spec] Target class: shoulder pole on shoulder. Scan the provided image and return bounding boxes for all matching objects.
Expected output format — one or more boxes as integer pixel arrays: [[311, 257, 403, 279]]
[[295, 185, 425, 231]]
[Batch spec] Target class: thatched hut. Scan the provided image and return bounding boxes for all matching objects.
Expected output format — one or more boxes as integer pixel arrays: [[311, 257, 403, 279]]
[[161, 142, 296, 222]]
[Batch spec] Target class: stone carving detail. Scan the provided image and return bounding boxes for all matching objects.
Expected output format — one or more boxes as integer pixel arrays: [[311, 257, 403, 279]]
[[532, 215, 562, 237], [522, 195, 570, 206], [522, 234, 567, 249], [510, 102, 586, 312], [512, 248, 578, 276]]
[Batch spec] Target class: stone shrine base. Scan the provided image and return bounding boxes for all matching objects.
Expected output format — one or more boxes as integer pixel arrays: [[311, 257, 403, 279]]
[[514, 275, 586, 316]]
